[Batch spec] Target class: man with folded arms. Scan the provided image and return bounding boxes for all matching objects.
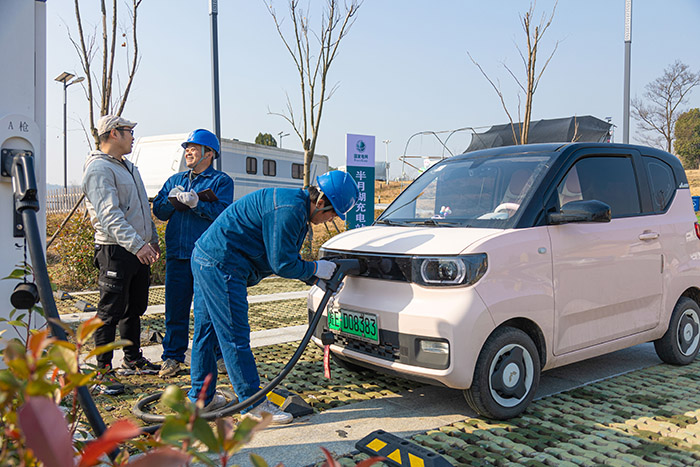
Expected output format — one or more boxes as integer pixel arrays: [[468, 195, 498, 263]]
[[153, 129, 233, 377]]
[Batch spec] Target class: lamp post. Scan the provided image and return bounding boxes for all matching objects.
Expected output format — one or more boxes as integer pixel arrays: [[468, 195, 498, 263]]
[[278, 131, 289, 148], [210, 0, 222, 170], [622, 0, 632, 143], [382, 139, 391, 185], [54, 72, 84, 192]]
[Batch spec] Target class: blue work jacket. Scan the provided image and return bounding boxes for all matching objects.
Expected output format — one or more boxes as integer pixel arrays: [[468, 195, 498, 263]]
[[195, 187, 316, 286], [152, 166, 234, 259]]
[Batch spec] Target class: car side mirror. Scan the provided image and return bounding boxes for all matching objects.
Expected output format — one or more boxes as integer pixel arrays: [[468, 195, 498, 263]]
[[547, 200, 611, 225]]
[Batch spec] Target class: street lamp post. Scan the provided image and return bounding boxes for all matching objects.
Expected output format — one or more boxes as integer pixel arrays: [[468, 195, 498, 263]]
[[382, 139, 391, 185], [54, 72, 84, 192], [622, 0, 632, 143], [278, 131, 289, 148]]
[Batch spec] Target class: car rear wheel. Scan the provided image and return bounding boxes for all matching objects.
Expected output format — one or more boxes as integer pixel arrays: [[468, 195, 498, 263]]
[[654, 297, 700, 365], [464, 327, 540, 420]]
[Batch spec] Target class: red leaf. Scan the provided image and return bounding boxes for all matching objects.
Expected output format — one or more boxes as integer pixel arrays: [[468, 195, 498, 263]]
[[355, 457, 386, 467], [79, 419, 142, 467], [28, 329, 53, 359], [125, 447, 190, 467], [18, 396, 74, 467], [320, 446, 341, 467]]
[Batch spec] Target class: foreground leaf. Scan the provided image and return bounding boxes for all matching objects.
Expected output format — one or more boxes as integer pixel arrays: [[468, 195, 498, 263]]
[[193, 416, 219, 451], [79, 419, 141, 467], [77, 316, 104, 344], [124, 447, 190, 467], [86, 339, 132, 359], [18, 396, 74, 467], [250, 453, 269, 467]]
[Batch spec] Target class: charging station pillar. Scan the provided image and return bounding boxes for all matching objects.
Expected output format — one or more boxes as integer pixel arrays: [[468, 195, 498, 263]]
[[0, 1, 47, 350]]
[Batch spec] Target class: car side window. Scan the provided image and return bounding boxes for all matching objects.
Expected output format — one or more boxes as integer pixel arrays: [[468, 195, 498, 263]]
[[558, 156, 641, 218], [644, 156, 676, 212]]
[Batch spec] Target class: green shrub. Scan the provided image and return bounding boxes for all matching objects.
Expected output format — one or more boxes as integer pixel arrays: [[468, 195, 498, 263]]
[[48, 214, 98, 291], [47, 213, 168, 291]]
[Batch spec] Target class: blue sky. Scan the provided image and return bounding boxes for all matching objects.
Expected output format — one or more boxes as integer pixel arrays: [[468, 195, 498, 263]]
[[46, 0, 700, 186]]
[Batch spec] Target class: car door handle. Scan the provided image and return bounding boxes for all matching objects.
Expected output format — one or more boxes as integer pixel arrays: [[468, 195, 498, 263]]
[[639, 231, 660, 241]]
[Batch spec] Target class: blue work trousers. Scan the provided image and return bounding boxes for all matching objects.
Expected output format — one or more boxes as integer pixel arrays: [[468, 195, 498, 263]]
[[161, 257, 223, 364], [188, 247, 262, 409], [161, 258, 194, 363]]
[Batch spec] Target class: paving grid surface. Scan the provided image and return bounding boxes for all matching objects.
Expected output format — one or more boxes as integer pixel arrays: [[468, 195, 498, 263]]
[[92, 340, 421, 427], [77, 297, 309, 342], [332, 359, 700, 467], [53, 277, 310, 315]]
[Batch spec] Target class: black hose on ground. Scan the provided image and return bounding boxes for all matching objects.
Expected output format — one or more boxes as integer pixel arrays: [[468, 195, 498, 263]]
[[11, 154, 116, 459], [136, 258, 364, 435]]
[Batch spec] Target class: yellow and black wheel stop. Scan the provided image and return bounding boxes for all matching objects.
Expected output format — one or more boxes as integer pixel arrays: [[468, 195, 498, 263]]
[[356, 430, 451, 467], [266, 386, 313, 417]]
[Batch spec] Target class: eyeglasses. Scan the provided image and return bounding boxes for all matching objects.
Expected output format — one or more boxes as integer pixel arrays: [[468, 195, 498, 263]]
[[116, 127, 134, 135]]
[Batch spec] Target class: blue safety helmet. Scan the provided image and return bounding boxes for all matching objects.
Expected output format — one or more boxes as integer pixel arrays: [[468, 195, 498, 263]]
[[316, 170, 359, 221], [182, 129, 220, 158]]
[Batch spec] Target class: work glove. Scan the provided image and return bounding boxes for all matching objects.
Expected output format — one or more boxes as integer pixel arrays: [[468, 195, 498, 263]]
[[314, 260, 337, 280], [176, 189, 199, 209], [168, 185, 185, 197]]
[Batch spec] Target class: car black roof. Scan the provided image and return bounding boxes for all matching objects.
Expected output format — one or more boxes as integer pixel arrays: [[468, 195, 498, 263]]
[[450, 142, 686, 184]]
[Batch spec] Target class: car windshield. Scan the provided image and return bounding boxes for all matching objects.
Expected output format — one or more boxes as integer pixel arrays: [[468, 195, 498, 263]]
[[377, 154, 553, 228]]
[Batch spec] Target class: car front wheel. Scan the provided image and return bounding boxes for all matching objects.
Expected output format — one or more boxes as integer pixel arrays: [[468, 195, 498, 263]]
[[464, 327, 540, 420], [654, 297, 700, 365]]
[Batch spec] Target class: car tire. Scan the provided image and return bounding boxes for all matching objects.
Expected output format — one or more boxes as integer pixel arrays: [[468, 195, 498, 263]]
[[654, 297, 700, 365], [331, 353, 367, 373], [464, 326, 540, 420]]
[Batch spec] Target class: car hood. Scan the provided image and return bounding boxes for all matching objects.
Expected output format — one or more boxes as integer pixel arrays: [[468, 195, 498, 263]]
[[321, 225, 503, 256]]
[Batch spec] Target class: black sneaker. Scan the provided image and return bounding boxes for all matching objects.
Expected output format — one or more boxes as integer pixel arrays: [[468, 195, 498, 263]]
[[95, 365, 125, 395], [118, 356, 161, 375]]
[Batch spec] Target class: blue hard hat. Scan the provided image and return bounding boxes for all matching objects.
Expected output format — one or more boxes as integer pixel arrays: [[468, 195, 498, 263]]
[[316, 170, 359, 221], [182, 129, 220, 158]]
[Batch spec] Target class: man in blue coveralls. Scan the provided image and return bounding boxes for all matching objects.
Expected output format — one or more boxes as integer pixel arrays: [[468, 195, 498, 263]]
[[188, 170, 359, 422], [152, 129, 234, 378]]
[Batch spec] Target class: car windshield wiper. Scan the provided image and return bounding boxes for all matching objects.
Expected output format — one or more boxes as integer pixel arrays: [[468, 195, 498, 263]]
[[404, 219, 461, 226], [374, 219, 407, 226]]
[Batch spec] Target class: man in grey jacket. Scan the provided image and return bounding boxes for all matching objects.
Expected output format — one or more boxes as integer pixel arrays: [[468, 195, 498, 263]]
[[82, 115, 161, 389]]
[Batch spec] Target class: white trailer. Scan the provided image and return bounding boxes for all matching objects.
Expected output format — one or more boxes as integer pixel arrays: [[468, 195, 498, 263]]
[[130, 133, 330, 200]]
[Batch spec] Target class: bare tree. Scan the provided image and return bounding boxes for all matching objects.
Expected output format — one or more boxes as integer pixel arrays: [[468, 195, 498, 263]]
[[631, 60, 700, 153], [48, 0, 142, 249], [69, 0, 142, 149], [266, 0, 361, 187], [468, 1, 559, 145]]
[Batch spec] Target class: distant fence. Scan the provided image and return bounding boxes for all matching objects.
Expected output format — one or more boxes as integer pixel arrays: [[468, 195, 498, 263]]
[[46, 187, 85, 214]]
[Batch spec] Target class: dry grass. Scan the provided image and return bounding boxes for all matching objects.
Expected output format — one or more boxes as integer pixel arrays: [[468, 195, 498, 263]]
[[687, 170, 700, 197]]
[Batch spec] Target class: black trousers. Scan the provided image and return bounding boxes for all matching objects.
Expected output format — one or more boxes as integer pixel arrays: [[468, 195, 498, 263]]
[[93, 244, 150, 367]]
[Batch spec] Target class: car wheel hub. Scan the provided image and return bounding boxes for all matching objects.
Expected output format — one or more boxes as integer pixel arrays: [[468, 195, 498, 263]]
[[501, 362, 521, 388], [490, 346, 527, 399], [678, 310, 700, 355]]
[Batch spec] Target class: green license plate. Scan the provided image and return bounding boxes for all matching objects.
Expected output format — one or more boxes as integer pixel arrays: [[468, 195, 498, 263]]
[[328, 308, 379, 344]]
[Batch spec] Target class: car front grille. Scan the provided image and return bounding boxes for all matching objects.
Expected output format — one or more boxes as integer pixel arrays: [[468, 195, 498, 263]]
[[333, 333, 401, 362]]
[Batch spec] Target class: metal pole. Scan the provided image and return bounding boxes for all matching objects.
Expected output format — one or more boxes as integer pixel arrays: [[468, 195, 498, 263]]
[[210, 0, 222, 170], [382, 139, 390, 185], [63, 81, 67, 192], [623, 0, 632, 144]]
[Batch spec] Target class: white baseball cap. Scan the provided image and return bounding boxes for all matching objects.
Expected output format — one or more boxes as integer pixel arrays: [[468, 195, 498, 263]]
[[96, 115, 137, 136]]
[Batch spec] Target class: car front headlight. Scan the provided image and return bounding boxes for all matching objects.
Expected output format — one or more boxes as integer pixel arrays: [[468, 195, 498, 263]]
[[412, 254, 487, 287]]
